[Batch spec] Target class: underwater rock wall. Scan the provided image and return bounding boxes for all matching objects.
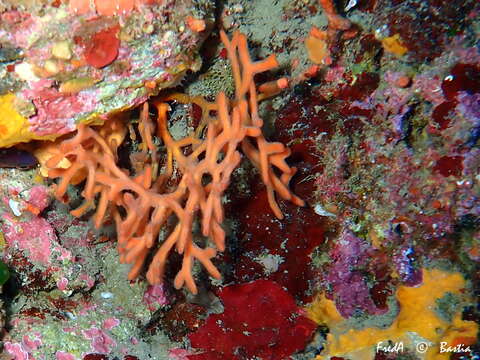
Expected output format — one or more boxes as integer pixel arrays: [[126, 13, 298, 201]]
[[0, 0, 479, 359]]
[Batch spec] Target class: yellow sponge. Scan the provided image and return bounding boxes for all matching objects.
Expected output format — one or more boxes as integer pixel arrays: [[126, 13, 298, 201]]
[[0, 94, 35, 148], [308, 268, 478, 359]]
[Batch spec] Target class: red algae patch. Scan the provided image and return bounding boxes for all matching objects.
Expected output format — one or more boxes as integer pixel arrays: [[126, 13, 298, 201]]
[[84, 25, 121, 69], [432, 100, 458, 130], [188, 280, 317, 360], [433, 155, 464, 178], [442, 63, 480, 100], [226, 184, 326, 302]]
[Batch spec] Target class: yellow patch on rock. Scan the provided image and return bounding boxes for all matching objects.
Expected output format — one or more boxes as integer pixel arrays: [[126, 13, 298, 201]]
[[0, 93, 105, 148], [0, 94, 35, 148], [307, 268, 478, 359], [382, 34, 408, 56]]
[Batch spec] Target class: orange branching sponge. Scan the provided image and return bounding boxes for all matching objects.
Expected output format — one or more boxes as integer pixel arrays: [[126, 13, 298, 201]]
[[46, 31, 304, 293], [313, 0, 356, 45], [318, 0, 352, 32], [220, 31, 304, 218]]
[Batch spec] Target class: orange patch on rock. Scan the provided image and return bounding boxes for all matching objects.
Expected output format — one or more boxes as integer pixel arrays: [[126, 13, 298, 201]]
[[117, 0, 135, 14], [305, 26, 332, 65], [305, 36, 330, 65], [94, 0, 117, 16], [69, 0, 92, 14], [186, 16, 206, 33]]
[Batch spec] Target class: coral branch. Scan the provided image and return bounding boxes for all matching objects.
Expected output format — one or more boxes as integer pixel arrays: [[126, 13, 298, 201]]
[[46, 31, 304, 293]]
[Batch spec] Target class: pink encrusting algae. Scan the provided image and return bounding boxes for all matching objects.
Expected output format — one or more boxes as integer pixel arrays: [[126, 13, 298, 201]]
[[56, 351, 77, 360], [82, 327, 117, 354], [4, 342, 30, 360], [143, 284, 169, 311], [2, 214, 55, 265]]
